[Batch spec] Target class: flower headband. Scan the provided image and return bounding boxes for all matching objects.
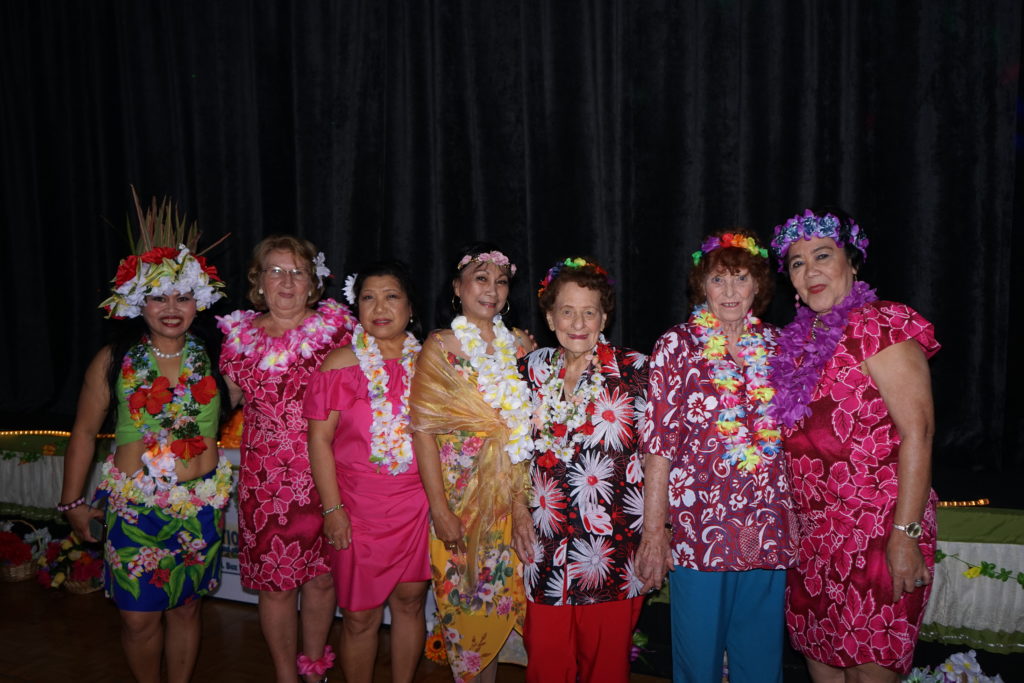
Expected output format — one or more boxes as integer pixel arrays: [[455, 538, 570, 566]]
[[691, 233, 768, 265], [457, 250, 517, 276], [312, 252, 331, 286], [770, 209, 869, 272], [99, 188, 226, 319], [537, 257, 611, 298]]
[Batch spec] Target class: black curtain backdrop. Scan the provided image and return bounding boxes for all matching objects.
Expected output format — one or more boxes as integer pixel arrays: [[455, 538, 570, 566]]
[[1, 2, 1021, 497]]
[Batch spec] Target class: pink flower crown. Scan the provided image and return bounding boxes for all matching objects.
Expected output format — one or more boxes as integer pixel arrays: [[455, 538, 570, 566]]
[[457, 250, 517, 276], [691, 233, 768, 265], [537, 257, 611, 298]]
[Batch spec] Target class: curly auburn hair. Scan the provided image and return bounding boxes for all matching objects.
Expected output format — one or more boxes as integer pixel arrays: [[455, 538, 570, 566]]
[[246, 234, 325, 310], [537, 261, 616, 317], [688, 228, 774, 314]]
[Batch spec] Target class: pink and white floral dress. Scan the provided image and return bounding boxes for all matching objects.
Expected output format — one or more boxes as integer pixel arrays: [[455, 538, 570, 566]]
[[218, 299, 356, 591], [784, 300, 940, 674]]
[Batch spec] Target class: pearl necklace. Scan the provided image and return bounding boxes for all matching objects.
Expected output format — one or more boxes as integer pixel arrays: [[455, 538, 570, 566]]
[[150, 345, 183, 359]]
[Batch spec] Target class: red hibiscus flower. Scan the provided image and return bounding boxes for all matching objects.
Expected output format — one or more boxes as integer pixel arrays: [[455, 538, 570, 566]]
[[193, 254, 222, 281], [171, 436, 207, 461], [145, 376, 173, 414], [149, 568, 171, 587], [141, 246, 180, 264], [551, 423, 567, 438], [114, 255, 139, 286], [190, 376, 217, 404]]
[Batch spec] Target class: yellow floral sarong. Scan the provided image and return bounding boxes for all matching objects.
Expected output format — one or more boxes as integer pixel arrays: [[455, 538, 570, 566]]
[[410, 338, 528, 682]]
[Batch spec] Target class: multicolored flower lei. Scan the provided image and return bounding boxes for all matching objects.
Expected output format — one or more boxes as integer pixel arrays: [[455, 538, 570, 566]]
[[216, 299, 357, 375], [691, 233, 769, 265], [532, 345, 607, 464], [120, 335, 218, 493], [352, 324, 421, 475], [691, 306, 780, 472], [98, 456, 233, 519], [450, 315, 533, 464]]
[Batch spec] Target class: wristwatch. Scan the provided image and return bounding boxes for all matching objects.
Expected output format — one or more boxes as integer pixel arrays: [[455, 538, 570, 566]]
[[893, 521, 923, 538]]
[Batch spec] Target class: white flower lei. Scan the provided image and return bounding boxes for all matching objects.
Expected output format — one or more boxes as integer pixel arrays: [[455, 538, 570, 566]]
[[533, 347, 604, 463], [450, 315, 533, 464], [352, 324, 422, 475]]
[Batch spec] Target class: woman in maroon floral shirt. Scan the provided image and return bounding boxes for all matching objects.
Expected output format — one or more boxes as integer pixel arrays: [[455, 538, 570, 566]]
[[511, 258, 649, 683], [636, 229, 796, 683]]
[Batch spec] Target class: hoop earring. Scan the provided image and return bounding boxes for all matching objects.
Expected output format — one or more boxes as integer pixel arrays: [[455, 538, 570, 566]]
[[501, 301, 511, 316], [451, 295, 461, 314]]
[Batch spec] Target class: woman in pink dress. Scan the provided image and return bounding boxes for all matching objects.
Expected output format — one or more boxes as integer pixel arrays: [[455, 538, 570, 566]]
[[305, 260, 430, 683], [769, 209, 940, 682], [218, 235, 356, 683]]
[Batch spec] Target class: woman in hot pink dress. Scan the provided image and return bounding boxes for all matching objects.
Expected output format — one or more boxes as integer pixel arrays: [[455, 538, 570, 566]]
[[769, 209, 939, 682], [305, 260, 430, 683], [218, 235, 356, 683]]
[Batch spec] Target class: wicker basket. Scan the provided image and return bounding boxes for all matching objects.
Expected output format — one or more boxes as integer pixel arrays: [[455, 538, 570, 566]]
[[0, 561, 36, 582], [64, 578, 102, 594]]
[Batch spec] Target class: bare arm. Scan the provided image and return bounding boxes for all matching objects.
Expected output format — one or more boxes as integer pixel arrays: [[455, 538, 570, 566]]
[[308, 347, 354, 549], [61, 347, 113, 542], [863, 339, 934, 602], [510, 472, 537, 564], [223, 376, 244, 409], [635, 453, 674, 591]]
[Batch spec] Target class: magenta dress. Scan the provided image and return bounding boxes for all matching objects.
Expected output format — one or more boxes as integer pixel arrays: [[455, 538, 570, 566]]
[[218, 299, 356, 591], [784, 301, 940, 674], [302, 360, 430, 611]]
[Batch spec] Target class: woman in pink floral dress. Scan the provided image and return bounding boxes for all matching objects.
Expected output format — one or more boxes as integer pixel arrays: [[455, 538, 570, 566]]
[[218, 235, 356, 683], [769, 209, 940, 681]]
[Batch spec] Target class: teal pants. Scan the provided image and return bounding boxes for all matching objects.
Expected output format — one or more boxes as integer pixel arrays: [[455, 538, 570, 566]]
[[669, 567, 786, 683]]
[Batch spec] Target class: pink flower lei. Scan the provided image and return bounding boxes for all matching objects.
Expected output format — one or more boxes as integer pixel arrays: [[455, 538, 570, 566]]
[[768, 280, 878, 427], [690, 306, 780, 472]]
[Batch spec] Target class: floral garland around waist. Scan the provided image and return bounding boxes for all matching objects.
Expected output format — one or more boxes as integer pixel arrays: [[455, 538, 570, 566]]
[[691, 306, 780, 472], [352, 324, 421, 475], [532, 345, 607, 465], [122, 335, 218, 494], [98, 455, 233, 520], [450, 315, 532, 464]]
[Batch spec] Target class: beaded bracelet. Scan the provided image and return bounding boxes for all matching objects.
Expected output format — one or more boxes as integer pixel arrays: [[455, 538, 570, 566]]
[[56, 497, 86, 513], [321, 502, 345, 517]]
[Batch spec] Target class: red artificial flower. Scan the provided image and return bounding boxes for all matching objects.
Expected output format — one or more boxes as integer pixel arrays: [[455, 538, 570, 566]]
[[171, 436, 207, 461], [37, 570, 51, 587], [144, 376, 173, 414], [193, 254, 222, 282], [141, 246, 180, 264], [597, 344, 614, 366], [114, 255, 140, 287], [551, 423, 567, 438], [149, 568, 171, 588], [190, 376, 217, 405], [585, 402, 597, 416], [537, 451, 559, 469], [128, 389, 148, 414], [44, 541, 61, 563], [577, 421, 595, 435]]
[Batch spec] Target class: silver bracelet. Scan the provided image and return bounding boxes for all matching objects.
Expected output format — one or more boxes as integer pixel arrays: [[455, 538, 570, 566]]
[[321, 503, 345, 517]]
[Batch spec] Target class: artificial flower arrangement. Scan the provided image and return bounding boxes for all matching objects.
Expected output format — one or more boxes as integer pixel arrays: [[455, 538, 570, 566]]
[[37, 533, 103, 592], [935, 548, 1024, 590], [0, 522, 50, 581], [904, 650, 1003, 682]]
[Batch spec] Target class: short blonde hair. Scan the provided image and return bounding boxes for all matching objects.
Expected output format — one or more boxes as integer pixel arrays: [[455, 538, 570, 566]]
[[246, 234, 325, 310]]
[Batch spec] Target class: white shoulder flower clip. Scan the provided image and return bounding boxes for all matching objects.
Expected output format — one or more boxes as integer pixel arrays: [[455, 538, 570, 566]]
[[342, 273, 358, 306]]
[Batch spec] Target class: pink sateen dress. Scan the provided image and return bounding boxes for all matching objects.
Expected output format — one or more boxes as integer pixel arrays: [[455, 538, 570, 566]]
[[784, 301, 940, 674], [218, 299, 356, 591], [303, 361, 430, 610]]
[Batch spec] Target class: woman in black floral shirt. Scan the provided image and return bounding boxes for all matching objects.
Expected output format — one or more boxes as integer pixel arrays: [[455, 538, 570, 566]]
[[511, 257, 648, 683]]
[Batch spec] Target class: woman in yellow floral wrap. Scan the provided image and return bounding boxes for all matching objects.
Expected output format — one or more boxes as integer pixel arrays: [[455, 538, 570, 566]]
[[410, 242, 535, 683]]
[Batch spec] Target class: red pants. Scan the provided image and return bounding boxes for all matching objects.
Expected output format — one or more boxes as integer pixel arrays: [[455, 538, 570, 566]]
[[523, 596, 644, 683]]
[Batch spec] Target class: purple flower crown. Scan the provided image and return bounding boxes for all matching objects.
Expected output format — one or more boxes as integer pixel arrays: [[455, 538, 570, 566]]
[[770, 210, 869, 272]]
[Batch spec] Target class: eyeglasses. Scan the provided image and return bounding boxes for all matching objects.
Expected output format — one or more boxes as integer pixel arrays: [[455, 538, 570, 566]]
[[262, 266, 310, 281]]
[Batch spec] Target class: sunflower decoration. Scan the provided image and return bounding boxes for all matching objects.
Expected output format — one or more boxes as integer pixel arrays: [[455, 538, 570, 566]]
[[424, 626, 448, 664]]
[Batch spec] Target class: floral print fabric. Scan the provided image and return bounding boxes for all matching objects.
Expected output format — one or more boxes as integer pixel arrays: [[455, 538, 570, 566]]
[[520, 344, 649, 605], [218, 299, 356, 591], [641, 320, 797, 571], [783, 301, 940, 674]]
